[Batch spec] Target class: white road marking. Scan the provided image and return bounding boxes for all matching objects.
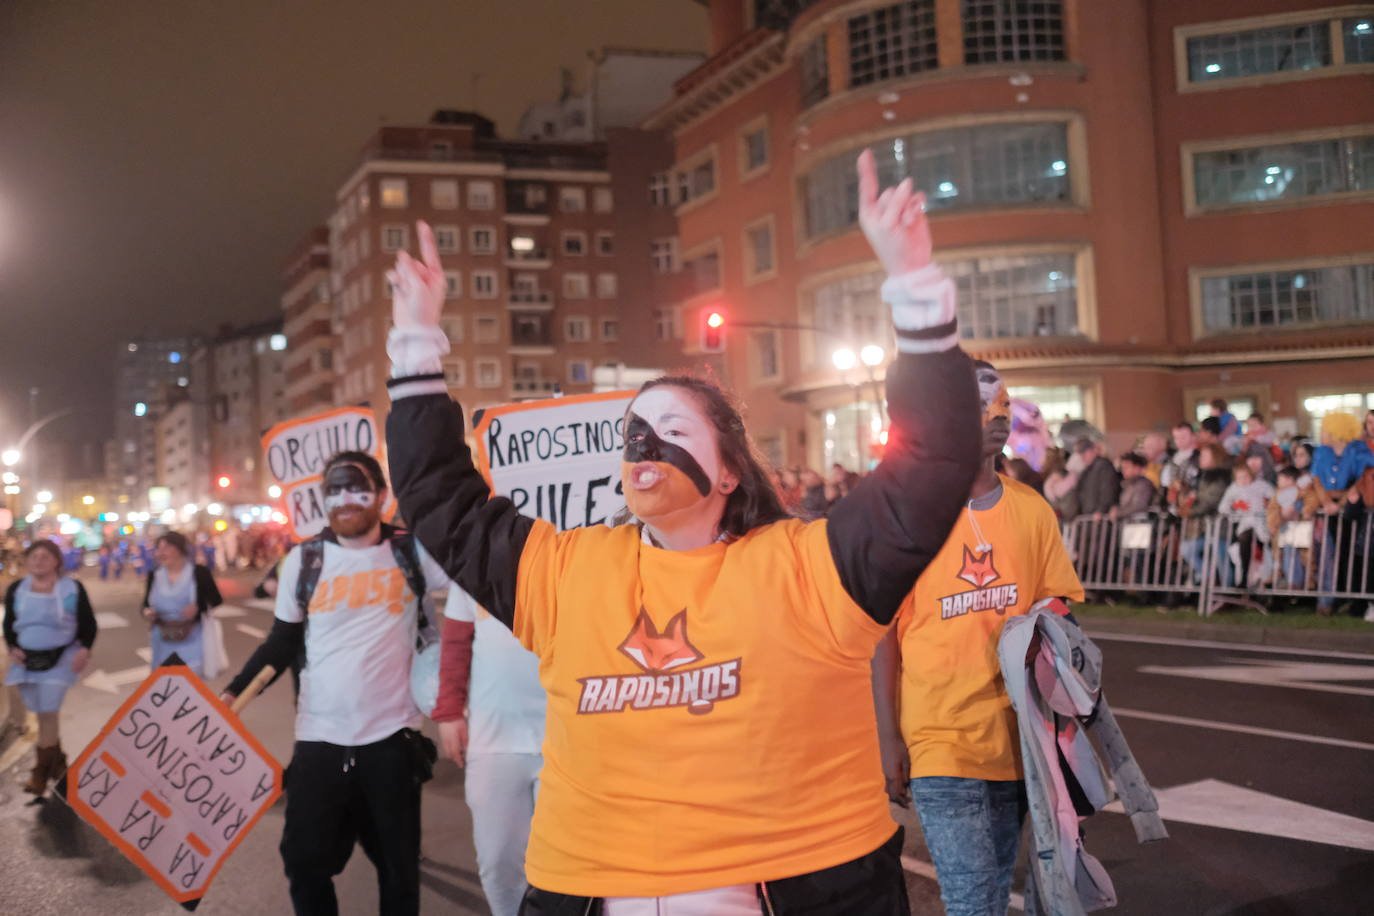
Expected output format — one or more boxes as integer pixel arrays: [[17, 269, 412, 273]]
[[135, 647, 153, 663], [83, 665, 151, 694], [236, 623, 267, 639], [1113, 707, 1374, 752], [1137, 659, 1374, 697], [94, 612, 129, 629], [212, 605, 247, 618], [1086, 630, 1374, 661], [901, 855, 1025, 912], [1106, 779, 1374, 852]]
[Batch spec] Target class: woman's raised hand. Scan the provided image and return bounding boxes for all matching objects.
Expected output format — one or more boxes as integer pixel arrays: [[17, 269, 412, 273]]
[[388, 221, 446, 329], [856, 148, 932, 276]]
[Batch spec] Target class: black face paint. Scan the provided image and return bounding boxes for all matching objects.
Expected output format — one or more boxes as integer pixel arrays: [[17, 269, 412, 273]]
[[623, 413, 712, 497], [323, 463, 376, 498]]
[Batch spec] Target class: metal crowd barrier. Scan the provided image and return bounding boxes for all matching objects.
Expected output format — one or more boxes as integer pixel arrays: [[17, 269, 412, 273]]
[[1061, 512, 1374, 616]]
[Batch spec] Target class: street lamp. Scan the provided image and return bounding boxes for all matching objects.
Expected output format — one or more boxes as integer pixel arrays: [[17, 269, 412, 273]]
[[36, 489, 52, 503], [82, 494, 95, 506], [267, 484, 282, 499], [831, 348, 857, 371], [1, 449, 19, 467], [860, 345, 885, 368]]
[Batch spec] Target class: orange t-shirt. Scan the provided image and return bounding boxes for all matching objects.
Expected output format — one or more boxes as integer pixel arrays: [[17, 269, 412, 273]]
[[895, 476, 1084, 781], [511, 518, 894, 897]]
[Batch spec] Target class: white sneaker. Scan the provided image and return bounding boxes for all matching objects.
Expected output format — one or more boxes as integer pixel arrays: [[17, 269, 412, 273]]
[[1364, 603, 1374, 623]]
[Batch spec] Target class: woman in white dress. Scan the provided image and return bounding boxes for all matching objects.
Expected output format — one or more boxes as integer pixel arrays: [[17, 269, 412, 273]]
[[3, 539, 97, 795], [141, 531, 222, 676]]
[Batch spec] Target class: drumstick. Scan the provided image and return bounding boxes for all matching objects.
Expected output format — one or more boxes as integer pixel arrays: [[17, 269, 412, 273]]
[[229, 665, 277, 715]]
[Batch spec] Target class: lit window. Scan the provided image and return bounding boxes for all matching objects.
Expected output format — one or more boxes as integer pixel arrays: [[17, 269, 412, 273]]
[[470, 270, 498, 299], [467, 181, 495, 210], [565, 317, 591, 342], [1200, 261, 1374, 333], [562, 231, 587, 256], [470, 227, 497, 254], [962, 0, 1065, 65], [1187, 19, 1332, 82], [1006, 384, 1085, 437], [1193, 132, 1374, 209], [434, 226, 460, 253], [593, 187, 613, 213], [848, 1, 938, 88], [1347, 17, 1374, 62], [563, 273, 590, 299], [270, 334, 287, 351], [380, 178, 408, 208], [128, 342, 138, 352], [1302, 391, 1374, 438], [559, 187, 586, 212], [169, 351, 182, 364], [595, 273, 618, 299], [431, 179, 459, 209], [948, 253, 1080, 339]]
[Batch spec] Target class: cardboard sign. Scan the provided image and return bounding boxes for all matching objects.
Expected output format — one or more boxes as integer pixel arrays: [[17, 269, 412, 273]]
[[61, 657, 282, 910], [473, 391, 634, 532], [261, 406, 386, 540]]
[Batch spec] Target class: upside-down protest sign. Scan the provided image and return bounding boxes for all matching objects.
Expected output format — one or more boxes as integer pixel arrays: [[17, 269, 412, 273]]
[[261, 405, 388, 540], [473, 391, 634, 532], [58, 656, 283, 910]]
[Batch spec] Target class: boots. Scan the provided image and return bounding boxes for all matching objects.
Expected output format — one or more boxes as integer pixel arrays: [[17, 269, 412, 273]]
[[23, 744, 63, 796]]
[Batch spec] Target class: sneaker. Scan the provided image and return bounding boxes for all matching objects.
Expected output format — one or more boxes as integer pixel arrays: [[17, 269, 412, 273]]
[[1364, 603, 1374, 623]]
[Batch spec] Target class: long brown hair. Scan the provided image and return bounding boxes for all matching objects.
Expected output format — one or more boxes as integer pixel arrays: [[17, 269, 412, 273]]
[[623, 375, 791, 537]]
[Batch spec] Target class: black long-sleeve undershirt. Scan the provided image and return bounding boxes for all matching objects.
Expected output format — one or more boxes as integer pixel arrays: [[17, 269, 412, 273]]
[[224, 617, 304, 697]]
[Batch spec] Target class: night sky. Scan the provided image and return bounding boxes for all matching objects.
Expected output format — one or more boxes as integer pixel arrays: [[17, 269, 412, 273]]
[[0, 0, 706, 463]]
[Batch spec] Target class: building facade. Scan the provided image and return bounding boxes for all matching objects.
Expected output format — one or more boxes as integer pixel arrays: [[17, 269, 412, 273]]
[[282, 227, 337, 418], [645, 0, 1374, 468], [113, 335, 199, 508]]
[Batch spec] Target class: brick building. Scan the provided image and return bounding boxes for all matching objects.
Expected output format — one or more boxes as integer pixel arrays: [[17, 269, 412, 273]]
[[282, 227, 337, 417], [644, 0, 1374, 469]]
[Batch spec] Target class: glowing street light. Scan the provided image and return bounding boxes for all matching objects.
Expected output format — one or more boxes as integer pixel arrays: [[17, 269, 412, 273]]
[[36, 489, 52, 503], [860, 344, 885, 367], [1, 448, 20, 467], [831, 348, 857, 371], [82, 494, 95, 505], [267, 484, 282, 499]]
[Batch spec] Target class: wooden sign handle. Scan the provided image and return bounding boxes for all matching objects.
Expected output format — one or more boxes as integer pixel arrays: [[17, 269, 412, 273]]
[[229, 666, 277, 715]]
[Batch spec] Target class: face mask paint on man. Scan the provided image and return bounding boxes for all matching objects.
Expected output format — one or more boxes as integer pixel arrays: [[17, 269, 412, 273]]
[[621, 387, 727, 523], [323, 462, 382, 537], [975, 363, 1011, 454]]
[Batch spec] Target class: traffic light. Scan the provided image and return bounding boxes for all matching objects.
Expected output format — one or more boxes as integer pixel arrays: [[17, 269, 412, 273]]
[[217, 475, 232, 489], [701, 310, 725, 353]]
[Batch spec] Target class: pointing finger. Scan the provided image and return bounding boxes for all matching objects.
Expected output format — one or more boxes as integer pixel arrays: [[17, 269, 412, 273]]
[[857, 149, 879, 212], [417, 220, 441, 270]]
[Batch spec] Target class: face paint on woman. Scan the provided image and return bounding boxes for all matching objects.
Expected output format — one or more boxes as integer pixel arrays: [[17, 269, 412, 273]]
[[620, 388, 718, 522]]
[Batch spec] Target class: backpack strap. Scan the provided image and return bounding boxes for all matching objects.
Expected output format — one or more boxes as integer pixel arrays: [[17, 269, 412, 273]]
[[386, 530, 433, 651], [294, 537, 328, 621]]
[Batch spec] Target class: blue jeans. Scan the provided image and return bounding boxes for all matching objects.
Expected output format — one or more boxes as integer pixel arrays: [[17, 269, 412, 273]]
[[911, 776, 1034, 916]]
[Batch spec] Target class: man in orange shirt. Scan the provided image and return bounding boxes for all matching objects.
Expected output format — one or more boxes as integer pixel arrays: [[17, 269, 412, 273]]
[[874, 360, 1084, 916]]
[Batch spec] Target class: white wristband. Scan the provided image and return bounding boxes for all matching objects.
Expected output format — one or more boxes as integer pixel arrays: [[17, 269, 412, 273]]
[[881, 265, 959, 354]]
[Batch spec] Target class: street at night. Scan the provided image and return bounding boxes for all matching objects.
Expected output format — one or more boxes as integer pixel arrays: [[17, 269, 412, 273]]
[[2, 573, 1371, 915]]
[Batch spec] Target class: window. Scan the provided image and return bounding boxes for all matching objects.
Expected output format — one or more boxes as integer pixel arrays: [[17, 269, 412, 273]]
[[801, 121, 1072, 239], [468, 180, 495, 210], [512, 273, 542, 300], [441, 316, 463, 343], [745, 218, 775, 279], [563, 272, 590, 298], [848, 1, 938, 88], [1006, 385, 1085, 437], [523, 183, 548, 209], [676, 150, 717, 205], [380, 178, 408, 208], [565, 317, 591, 342], [808, 273, 889, 365], [800, 35, 830, 107], [431, 179, 459, 209], [381, 224, 408, 252], [741, 124, 769, 176], [753, 330, 781, 381], [683, 248, 721, 296], [471, 269, 499, 299], [559, 187, 586, 212], [474, 314, 500, 343], [1188, 20, 1330, 83], [511, 312, 550, 347], [596, 273, 618, 298], [567, 360, 592, 384], [656, 307, 679, 341], [600, 318, 620, 341], [947, 252, 1079, 339], [1199, 260, 1374, 333], [429, 140, 453, 161], [1191, 131, 1374, 210], [651, 237, 679, 274], [358, 183, 370, 212], [1302, 390, 1374, 437], [962, 1, 1065, 64], [434, 225, 460, 253], [562, 231, 587, 256], [319, 348, 334, 370], [470, 226, 497, 254], [443, 360, 466, 388], [1348, 16, 1374, 62], [443, 270, 461, 299], [475, 358, 501, 388], [593, 187, 613, 213], [596, 232, 614, 256], [649, 171, 672, 206]]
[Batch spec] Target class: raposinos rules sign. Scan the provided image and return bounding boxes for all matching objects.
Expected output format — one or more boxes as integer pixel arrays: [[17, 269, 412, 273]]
[[59, 657, 283, 910]]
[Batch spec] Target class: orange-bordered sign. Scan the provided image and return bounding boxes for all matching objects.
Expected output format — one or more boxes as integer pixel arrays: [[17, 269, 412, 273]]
[[59, 657, 283, 910], [260, 405, 392, 540], [472, 390, 634, 533]]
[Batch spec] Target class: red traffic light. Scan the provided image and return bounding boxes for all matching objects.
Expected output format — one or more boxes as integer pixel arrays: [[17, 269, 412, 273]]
[[706, 311, 724, 329], [216, 476, 232, 489], [701, 310, 725, 353]]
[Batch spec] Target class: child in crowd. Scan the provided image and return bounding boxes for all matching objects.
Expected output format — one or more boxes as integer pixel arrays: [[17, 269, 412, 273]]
[[1220, 464, 1274, 590], [1267, 466, 1318, 588]]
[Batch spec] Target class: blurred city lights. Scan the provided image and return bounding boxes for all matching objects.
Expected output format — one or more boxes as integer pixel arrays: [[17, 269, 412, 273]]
[[832, 348, 857, 371], [268, 484, 282, 499]]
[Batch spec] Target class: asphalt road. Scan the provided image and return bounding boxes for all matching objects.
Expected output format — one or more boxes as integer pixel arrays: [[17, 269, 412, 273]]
[[1, 571, 1371, 915]]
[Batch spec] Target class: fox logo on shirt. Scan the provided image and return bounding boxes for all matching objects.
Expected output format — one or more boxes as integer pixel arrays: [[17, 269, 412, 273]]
[[576, 609, 742, 717], [939, 546, 1019, 619]]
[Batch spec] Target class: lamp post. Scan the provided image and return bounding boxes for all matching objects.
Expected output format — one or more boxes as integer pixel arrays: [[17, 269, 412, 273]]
[[832, 344, 888, 472]]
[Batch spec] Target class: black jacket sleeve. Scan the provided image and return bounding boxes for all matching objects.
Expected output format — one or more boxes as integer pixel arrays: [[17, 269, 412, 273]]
[[3, 581, 18, 649], [224, 618, 304, 697], [824, 348, 981, 624], [74, 581, 97, 649], [385, 389, 535, 629], [142, 570, 155, 609], [194, 565, 223, 614]]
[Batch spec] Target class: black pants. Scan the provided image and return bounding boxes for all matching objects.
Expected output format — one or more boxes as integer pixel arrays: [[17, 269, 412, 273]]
[[280, 730, 422, 916]]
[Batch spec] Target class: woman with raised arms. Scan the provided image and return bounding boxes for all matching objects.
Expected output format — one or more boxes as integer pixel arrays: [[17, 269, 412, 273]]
[[384, 151, 980, 915]]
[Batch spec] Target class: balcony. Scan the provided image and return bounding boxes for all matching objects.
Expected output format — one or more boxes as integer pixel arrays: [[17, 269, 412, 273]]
[[505, 246, 551, 269], [511, 378, 560, 398], [509, 313, 554, 354], [507, 290, 553, 310]]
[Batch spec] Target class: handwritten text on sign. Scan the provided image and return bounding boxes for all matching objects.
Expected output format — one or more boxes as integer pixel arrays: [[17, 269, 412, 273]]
[[260, 406, 384, 539], [474, 391, 634, 532], [66, 665, 283, 907]]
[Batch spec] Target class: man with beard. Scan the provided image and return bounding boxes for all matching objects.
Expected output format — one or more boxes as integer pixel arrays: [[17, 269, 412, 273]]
[[221, 450, 450, 916], [871, 361, 1084, 916]]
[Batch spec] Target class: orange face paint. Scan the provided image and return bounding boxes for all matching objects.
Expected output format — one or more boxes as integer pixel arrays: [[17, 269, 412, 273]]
[[621, 461, 706, 520]]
